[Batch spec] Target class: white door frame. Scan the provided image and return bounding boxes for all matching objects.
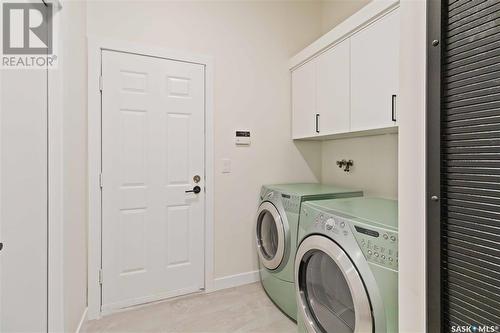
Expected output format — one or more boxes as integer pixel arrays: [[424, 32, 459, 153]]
[[87, 37, 215, 320]]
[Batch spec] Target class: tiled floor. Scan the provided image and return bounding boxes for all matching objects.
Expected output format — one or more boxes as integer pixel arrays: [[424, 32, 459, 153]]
[[83, 282, 297, 333]]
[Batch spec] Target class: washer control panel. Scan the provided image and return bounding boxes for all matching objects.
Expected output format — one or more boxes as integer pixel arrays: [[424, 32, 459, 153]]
[[309, 210, 398, 270], [281, 193, 301, 213], [352, 224, 398, 270]]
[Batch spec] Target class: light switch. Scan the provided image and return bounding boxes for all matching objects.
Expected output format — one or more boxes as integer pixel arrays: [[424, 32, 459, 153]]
[[222, 158, 231, 174]]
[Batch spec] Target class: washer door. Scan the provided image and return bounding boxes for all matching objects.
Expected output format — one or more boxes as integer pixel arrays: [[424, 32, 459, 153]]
[[295, 235, 373, 333], [256, 201, 285, 270]]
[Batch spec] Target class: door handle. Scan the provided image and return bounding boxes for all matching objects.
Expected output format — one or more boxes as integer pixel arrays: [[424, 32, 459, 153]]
[[185, 186, 201, 194], [0, 243, 3, 252], [391, 94, 397, 122], [315, 113, 320, 133]]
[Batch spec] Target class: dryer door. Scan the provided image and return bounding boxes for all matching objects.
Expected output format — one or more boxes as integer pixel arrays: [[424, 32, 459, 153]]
[[295, 235, 373, 333], [256, 201, 285, 270]]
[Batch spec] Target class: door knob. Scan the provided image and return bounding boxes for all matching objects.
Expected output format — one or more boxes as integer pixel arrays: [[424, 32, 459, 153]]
[[0, 243, 3, 251], [185, 186, 201, 194]]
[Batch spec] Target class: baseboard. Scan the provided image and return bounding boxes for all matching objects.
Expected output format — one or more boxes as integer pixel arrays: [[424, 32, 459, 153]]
[[213, 270, 260, 291], [75, 307, 88, 333], [101, 285, 202, 316]]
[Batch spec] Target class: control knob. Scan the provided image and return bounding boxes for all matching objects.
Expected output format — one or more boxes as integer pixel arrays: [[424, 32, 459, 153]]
[[325, 218, 335, 231]]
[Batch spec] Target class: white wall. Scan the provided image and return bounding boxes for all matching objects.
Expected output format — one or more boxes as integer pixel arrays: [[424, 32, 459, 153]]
[[322, 134, 398, 199], [86, 1, 324, 279], [320, 0, 372, 34], [61, 1, 88, 331], [0, 39, 48, 333]]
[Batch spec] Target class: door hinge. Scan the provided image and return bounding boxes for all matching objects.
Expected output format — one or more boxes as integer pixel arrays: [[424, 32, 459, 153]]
[[99, 173, 103, 189], [99, 269, 103, 285], [99, 75, 103, 92]]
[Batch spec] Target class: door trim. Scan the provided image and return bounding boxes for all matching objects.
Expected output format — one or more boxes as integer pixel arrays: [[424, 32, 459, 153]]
[[87, 37, 215, 320], [426, 0, 442, 331], [48, 2, 64, 331]]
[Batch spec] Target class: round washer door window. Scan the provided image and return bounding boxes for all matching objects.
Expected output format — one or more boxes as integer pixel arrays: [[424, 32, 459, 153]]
[[295, 235, 373, 333], [256, 201, 285, 270]]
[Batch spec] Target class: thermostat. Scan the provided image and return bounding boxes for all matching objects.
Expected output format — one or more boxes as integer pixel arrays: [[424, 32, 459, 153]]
[[235, 131, 251, 146]]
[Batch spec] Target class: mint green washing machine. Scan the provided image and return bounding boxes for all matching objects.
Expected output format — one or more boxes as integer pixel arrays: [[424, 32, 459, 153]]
[[256, 184, 363, 321], [296, 197, 398, 333]]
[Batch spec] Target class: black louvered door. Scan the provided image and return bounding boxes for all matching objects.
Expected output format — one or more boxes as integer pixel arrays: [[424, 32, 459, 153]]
[[428, 0, 500, 332]]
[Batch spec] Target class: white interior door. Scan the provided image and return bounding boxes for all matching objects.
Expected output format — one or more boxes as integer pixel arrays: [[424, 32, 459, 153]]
[[101, 50, 205, 312], [0, 59, 48, 332]]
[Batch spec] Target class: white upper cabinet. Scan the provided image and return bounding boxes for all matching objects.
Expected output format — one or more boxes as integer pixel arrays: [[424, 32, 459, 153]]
[[316, 39, 350, 136], [290, 2, 400, 140], [350, 9, 400, 131], [291, 39, 350, 139], [292, 59, 317, 139]]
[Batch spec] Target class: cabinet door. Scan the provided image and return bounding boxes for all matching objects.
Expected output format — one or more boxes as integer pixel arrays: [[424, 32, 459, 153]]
[[350, 9, 400, 131], [292, 60, 317, 139], [316, 39, 350, 135]]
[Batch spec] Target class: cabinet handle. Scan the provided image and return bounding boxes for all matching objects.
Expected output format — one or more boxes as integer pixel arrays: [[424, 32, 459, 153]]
[[392, 95, 397, 122], [315, 113, 320, 133]]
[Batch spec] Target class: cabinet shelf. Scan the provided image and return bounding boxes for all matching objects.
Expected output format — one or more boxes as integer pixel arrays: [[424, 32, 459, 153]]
[[293, 125, 398, 142]]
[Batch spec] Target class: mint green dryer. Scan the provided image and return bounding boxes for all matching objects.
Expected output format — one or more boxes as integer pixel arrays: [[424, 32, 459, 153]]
[[256, 184, 363, 321], [295, 197, 398, 333]]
